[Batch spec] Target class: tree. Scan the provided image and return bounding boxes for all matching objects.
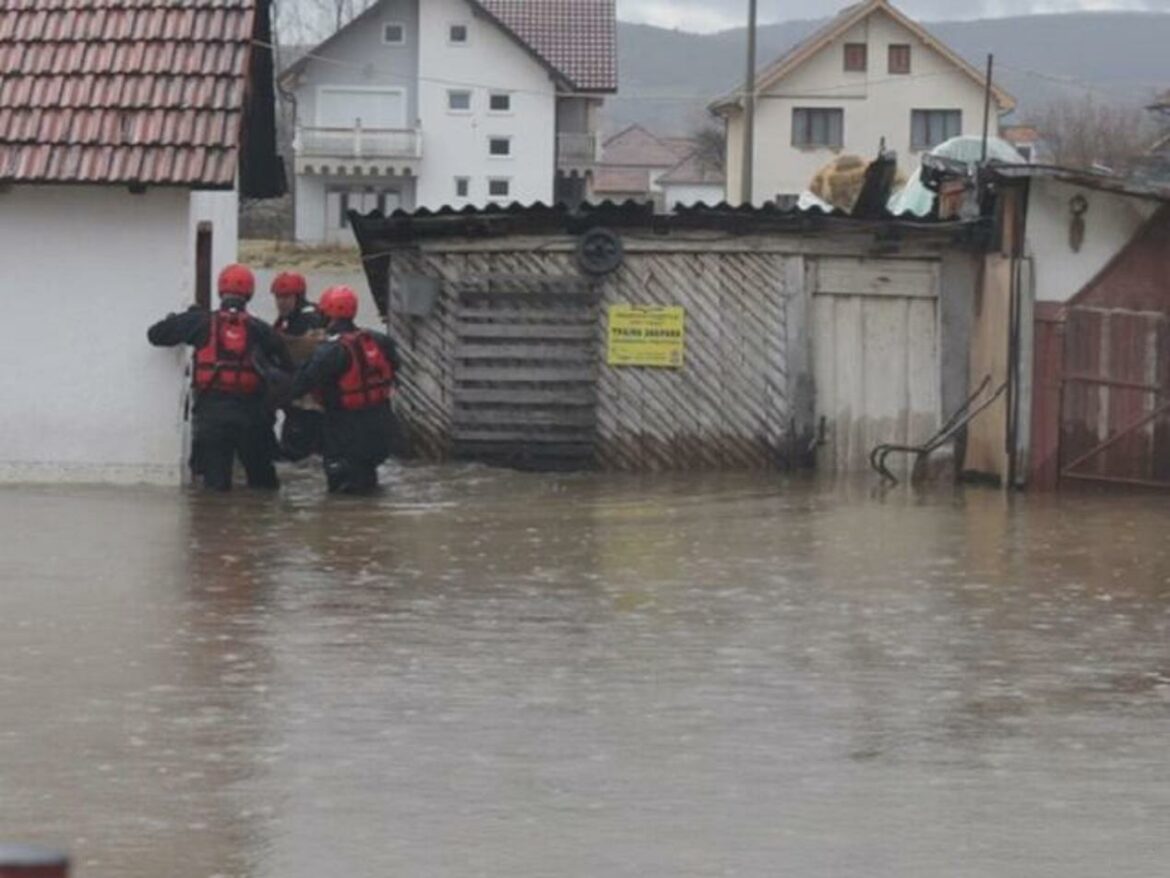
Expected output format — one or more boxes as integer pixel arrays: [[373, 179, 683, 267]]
[[1032, 96, 1154, 174], [691, 124, 726, 174]]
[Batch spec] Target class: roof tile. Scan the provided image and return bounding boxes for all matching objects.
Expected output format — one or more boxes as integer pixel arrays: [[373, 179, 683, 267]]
[[0, 0, 257, 186], [478, 0, 617, 93]]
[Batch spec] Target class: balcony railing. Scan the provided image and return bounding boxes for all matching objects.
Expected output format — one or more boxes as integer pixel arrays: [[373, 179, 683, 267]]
[[557, 132, 600, 166], [297, 125, 423, 160]]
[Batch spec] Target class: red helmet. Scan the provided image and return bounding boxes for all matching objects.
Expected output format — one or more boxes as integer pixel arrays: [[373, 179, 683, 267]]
[[271, 271, 307, 298], [218, 263, 255, 299], [320, 285, 358, 320]]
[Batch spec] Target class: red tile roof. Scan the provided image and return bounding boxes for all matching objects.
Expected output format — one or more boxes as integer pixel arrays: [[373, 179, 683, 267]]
[[474, 0, 617, 93], [0, 0, 259, 187], [601, 125, 686, 168]]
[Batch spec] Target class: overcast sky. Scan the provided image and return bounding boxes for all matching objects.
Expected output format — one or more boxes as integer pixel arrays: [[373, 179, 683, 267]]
[[616, 0, 1170, 32]]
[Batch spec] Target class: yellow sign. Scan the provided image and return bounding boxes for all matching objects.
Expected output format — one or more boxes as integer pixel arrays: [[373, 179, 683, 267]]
[[607, 305, 686, 368]]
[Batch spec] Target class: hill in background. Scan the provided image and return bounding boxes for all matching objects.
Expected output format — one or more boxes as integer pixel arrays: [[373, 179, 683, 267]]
[[606, 12, 1170, 136]]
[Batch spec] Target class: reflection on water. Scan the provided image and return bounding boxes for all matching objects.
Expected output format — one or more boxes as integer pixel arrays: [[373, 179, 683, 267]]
[[1, 468, 1169, 877]]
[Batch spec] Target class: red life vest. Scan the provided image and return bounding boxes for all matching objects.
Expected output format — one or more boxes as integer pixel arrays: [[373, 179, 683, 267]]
[[336, 332, 394, 411], [193, 311, 262, 395]]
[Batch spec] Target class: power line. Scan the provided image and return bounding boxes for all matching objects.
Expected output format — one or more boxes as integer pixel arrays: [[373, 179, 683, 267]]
[[256, 38, 1166, 107]]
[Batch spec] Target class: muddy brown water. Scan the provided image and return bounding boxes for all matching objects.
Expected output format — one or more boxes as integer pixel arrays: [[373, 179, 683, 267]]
[[2, 466, 1169, 877]]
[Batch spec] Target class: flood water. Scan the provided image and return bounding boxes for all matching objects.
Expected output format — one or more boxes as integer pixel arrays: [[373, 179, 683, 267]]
[[2, 467, 1169, 877]]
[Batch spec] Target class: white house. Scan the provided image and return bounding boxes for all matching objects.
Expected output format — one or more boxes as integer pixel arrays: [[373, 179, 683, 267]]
[[0, 0, 284, 484], [712, 0, 1015, 205], [658, 152, 727, 210], [281, 0, 618, 244]]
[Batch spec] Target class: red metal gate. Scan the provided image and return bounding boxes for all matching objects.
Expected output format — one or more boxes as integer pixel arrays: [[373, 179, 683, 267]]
[[1060, 306, 1170, 488]]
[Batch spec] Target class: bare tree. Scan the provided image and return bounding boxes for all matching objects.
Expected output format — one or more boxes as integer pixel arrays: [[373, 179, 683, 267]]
[[1032, 96, 1154, 174], [296, 0, 378, 37], [691, 124, 726, 174]]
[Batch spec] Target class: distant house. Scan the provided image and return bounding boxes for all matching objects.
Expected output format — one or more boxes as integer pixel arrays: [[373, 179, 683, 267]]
[[658, 152, 726, 210], [711, 0, 1014, 205], [0, 0, 283, 484], [280, 0, 618, 244], [1001, 126, 1046, 163], [593, 124, 722, 209]]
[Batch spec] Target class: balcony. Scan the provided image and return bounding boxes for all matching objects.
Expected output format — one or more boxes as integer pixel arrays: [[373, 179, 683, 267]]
[[557, 133, 600, 170], [297, 125, 423, 161]]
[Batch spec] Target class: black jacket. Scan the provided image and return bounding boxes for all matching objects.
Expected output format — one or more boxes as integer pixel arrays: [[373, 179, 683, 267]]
[[148, 304, 294, 414], [148, 304, 292, 368], [291, 319, 400, 409], [275, 300, 326, 337]]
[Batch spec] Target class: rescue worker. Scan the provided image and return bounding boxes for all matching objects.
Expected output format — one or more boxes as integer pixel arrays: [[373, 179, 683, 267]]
[[291, 285, 400, 495], [270, 271, 327, 461], [148, 264, 293, 491], [271, 271, 325, 337]]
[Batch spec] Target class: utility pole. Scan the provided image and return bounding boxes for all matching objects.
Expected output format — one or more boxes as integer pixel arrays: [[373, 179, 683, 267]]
[[980, 54, 994, 163], [740, 0, 758, 206]]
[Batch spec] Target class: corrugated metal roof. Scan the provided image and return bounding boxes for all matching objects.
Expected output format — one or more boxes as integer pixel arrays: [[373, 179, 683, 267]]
[[0, 0, 258, 187], [350, 198, 976, 246]]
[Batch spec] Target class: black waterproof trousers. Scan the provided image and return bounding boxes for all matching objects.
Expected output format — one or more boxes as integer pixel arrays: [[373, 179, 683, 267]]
[[192, 393, 280, 491]]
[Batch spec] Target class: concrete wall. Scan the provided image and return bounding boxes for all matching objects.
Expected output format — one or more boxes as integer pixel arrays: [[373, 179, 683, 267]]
[[1025, 178, 1158, 303], [0, 186, 199, 484], [416, 0, 557, 208], [726, 8, 998, 204], [293, 0, 420, 128]]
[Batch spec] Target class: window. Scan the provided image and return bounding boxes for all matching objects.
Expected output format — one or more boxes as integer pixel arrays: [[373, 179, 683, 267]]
[[447, 90, 472, 112], [382, 22, 405, 45], [792, 108, 844, 149], [488, 137, 512, 157], [489, 92, 512, 113], [339, 191, 350, 229], [844, 43, 867, 72], [449, 23, 468, 44], [911, 110, 962, 151], [888, 44, 911, 74], [455, 177, 470, 198], [488, 178, 510, 199]]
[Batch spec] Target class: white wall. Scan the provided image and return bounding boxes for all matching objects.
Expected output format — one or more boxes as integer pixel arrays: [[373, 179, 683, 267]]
[[726, 9, 998, 204], [296, 173, 417, 244], [415, 0, 557, 209], [190, 190, 239, 275], [294, 0, 421, 129], [663, 183, 726, 210], [1025, 178, 1158, 303], [0, 186, 196, 484]]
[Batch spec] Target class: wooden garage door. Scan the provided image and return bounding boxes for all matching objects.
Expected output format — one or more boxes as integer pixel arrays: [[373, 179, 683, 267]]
[[811, 257, 942, 475]]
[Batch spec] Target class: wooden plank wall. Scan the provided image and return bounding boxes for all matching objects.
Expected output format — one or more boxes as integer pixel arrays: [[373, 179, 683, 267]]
[[593, 250, 791, 471], [385, 244, 794, 471]]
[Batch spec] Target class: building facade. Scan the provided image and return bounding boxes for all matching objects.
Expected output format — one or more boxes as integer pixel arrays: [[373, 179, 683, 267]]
[[283, 0, 617, 244], [713, 0, 1014, 205], [0, 0, 283, 484]]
